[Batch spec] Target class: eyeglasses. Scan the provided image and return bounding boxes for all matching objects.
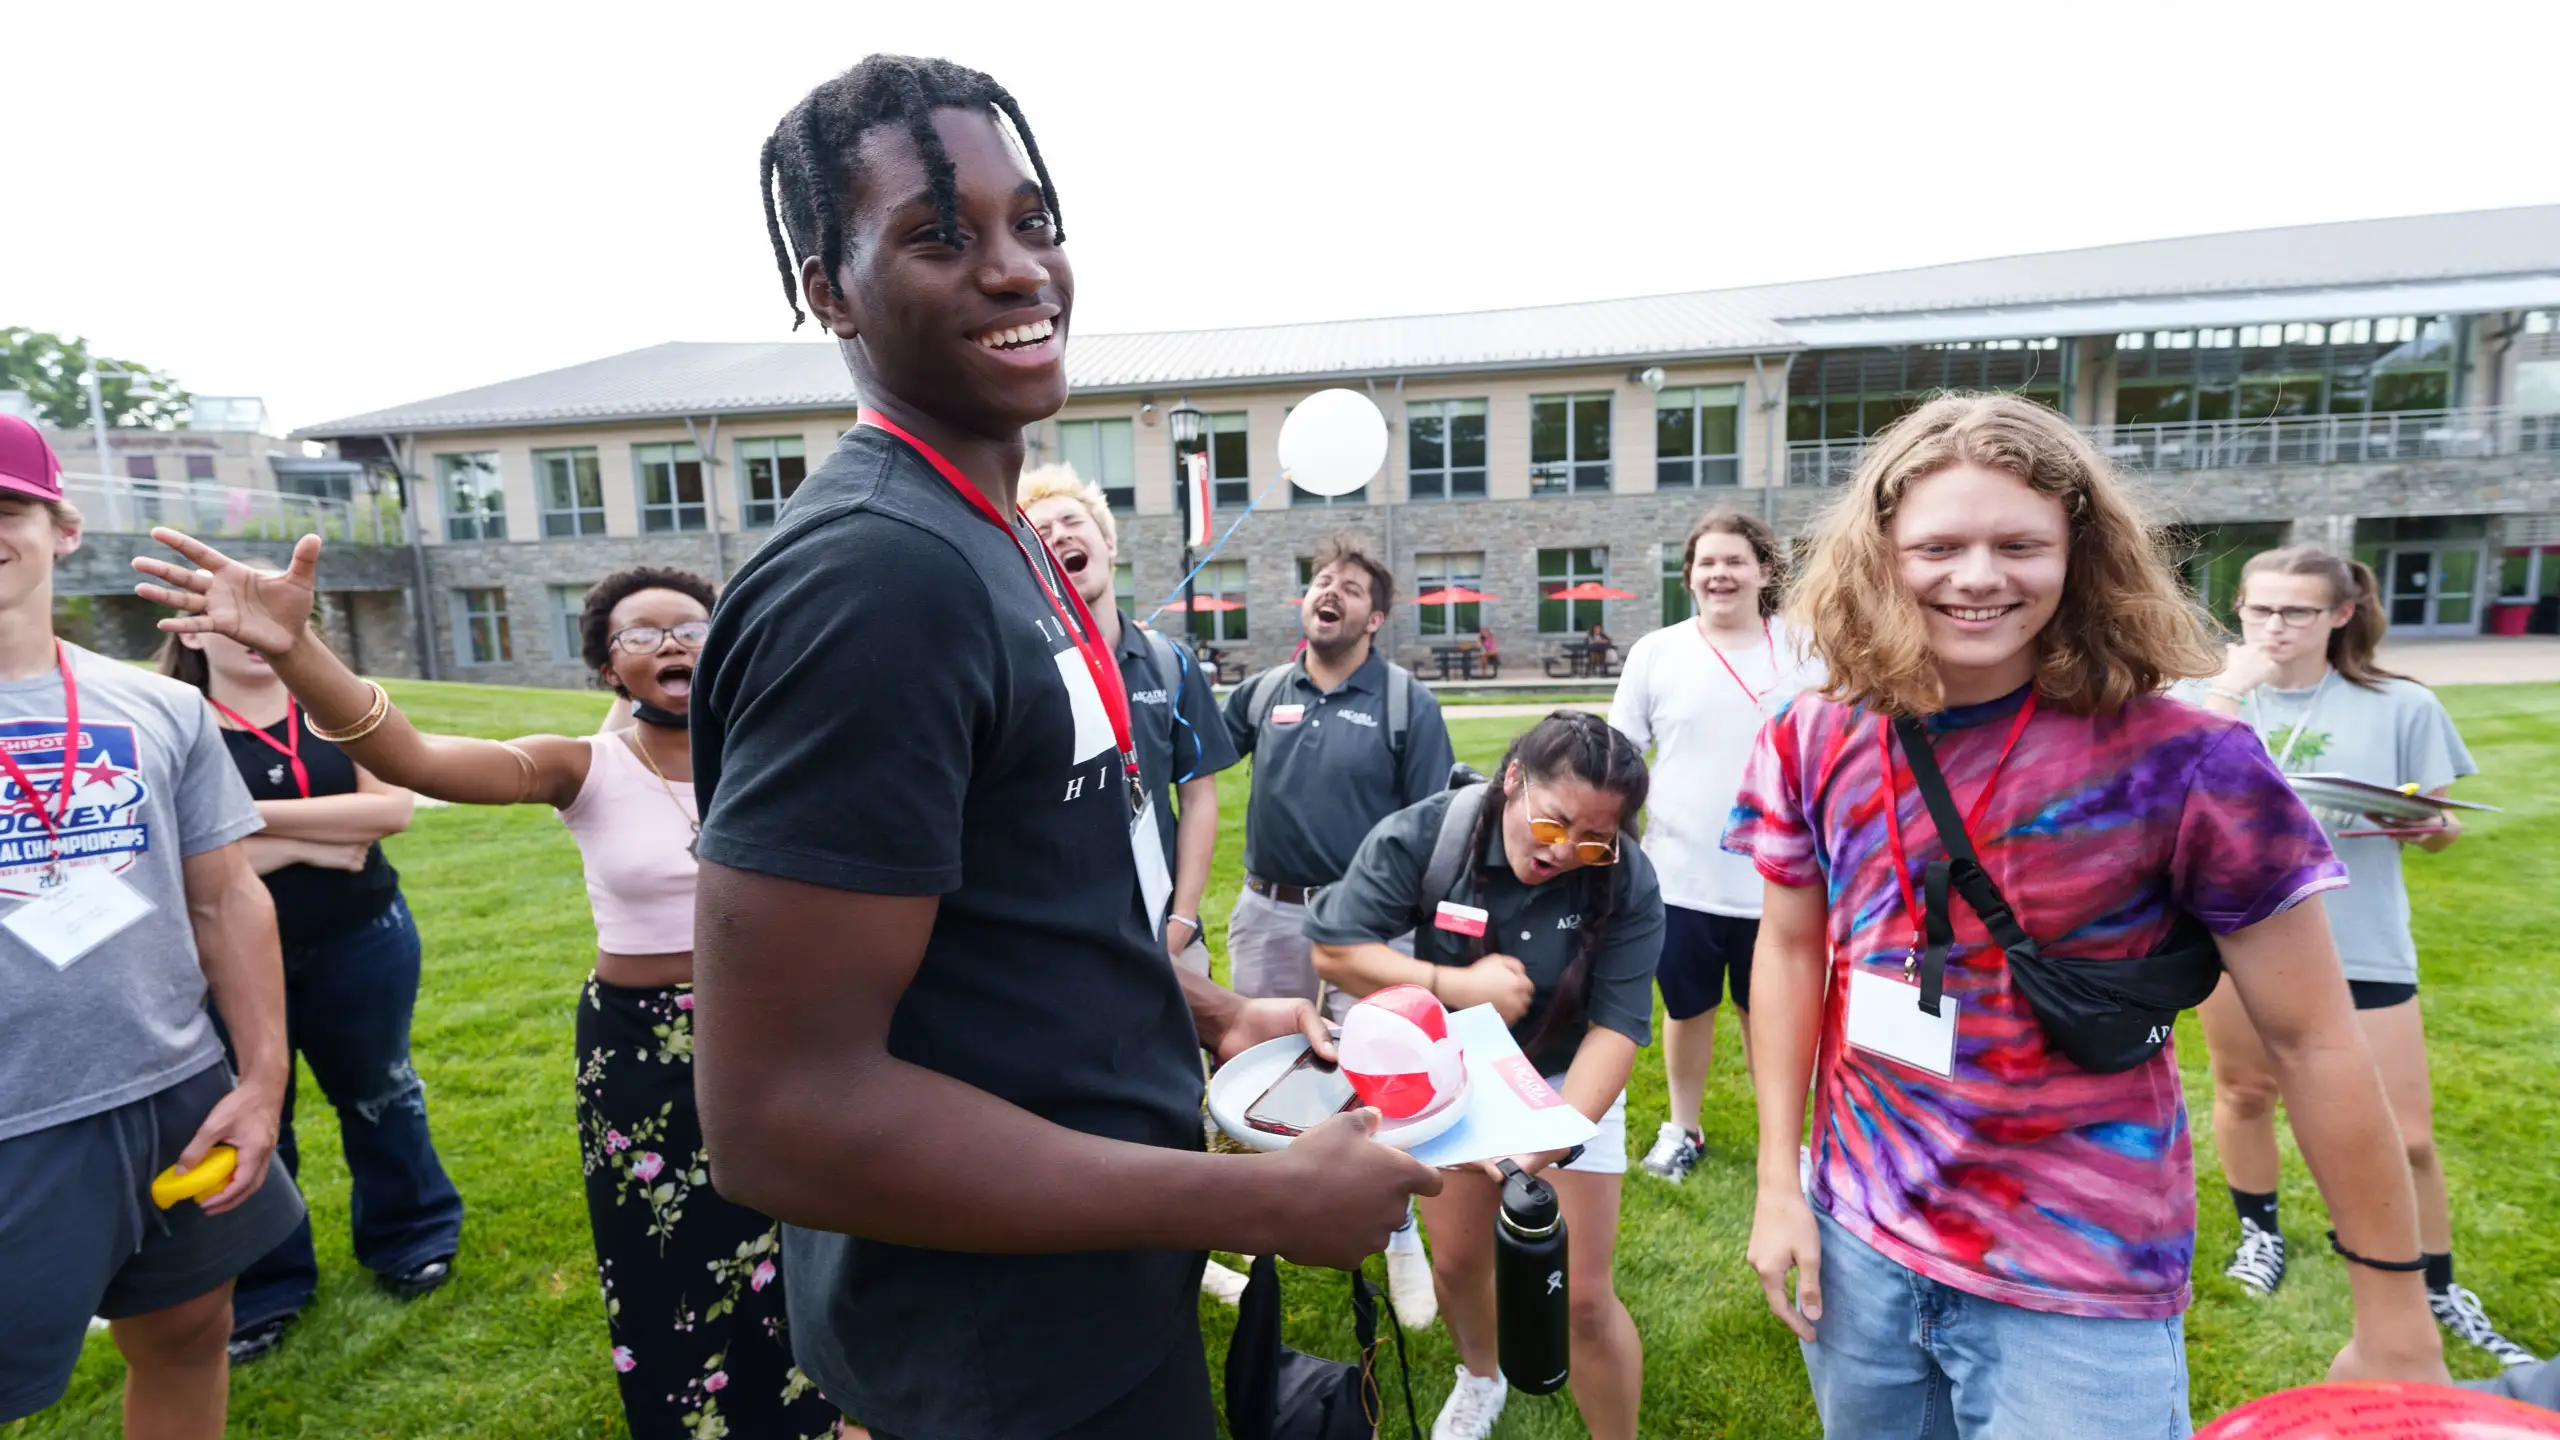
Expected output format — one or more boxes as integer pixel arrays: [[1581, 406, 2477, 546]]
[[1527, 814, 1619, 866], [2237, 604, 2335, 629], [610, 621, 710, 654]]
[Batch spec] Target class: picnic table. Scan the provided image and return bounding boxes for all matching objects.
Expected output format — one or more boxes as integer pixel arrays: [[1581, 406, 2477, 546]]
[[1544, 639, 1618, 679], [1195, 644, 1246, 685], [1427, 643, 1484, 680]]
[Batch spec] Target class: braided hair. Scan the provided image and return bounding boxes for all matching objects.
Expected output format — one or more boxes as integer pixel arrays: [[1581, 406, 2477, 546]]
[[1466, 710, 1650, 1060], [758, 55, 1066, 329]]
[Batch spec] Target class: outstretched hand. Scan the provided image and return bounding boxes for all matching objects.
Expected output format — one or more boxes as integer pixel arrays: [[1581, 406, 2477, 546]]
[[132, 528, 324, 657]]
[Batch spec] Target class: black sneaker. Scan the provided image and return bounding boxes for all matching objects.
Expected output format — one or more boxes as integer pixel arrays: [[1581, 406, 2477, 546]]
[[2223, 1217, 2286, 1296], [2431, 1284, 2539, 1367], [1638, 1122, 1702, 1184], [227, 1316, 293, 1365], [379, 1256, 454, 1301]]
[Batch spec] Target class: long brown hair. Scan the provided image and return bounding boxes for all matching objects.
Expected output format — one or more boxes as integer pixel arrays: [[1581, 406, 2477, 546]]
[[1681, 508, 1784, 618], [155, 636, 210, 694], [2238, 546, 2407, 690], [1789, 392, 2220, 717]]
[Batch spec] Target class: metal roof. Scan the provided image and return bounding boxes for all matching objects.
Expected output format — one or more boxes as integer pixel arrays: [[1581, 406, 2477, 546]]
[[300, 204, 2560, 439]]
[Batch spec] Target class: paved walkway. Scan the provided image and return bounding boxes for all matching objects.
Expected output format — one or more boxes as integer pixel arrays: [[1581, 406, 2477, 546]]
[[1442, 637, 2560, 720]]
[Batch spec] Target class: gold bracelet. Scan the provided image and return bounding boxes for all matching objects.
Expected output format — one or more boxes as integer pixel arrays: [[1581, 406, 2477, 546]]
[[306, 680, 391, 743], [501, 742, 539, 804]]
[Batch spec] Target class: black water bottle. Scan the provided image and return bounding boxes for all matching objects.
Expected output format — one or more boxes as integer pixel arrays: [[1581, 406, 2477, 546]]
[[1493, 1159, 1569, 1395]]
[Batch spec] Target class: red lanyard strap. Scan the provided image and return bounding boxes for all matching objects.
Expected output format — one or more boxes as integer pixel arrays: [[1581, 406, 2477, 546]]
[[859, 412, 1145, 815], [207, 696, 311, 799], [1876, 691, 2038, 988], [1699, 616, 1779, 705], [0, 644, 83, 872]]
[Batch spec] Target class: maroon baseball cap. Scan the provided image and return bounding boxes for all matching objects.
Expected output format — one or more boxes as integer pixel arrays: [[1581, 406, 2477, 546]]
[[0, 415, 65, 502]]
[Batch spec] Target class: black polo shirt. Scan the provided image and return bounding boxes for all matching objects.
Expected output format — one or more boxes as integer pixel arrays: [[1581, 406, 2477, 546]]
[[1303, 789, 1665, 1076], [692, 427, 1206, 1440], [1222, 651, 1456, 888], [1115, 611, 1239, 870]]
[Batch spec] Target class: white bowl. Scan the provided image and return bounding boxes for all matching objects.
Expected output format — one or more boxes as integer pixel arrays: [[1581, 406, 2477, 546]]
[[1206, 1034, 1473, 1152]]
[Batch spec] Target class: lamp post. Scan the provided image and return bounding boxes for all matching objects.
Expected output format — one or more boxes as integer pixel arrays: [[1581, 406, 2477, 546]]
[[82, 354, 160, 535], [1168, 399, 1204, 647]]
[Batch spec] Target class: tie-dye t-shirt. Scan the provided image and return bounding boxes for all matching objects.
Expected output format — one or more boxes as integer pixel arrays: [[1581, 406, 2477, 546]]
[[1723, 684, 2344, 1318]]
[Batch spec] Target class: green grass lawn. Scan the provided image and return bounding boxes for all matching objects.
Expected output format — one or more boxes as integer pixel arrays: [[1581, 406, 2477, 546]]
[[12, 682, 2556, 1437]]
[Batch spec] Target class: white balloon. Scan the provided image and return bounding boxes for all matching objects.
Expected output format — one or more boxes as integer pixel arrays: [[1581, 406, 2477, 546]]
[[1278, 388, 1388, 497]]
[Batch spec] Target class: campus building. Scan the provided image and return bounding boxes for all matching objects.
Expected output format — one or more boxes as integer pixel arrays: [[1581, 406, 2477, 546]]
[[144, 203, 2560, 687]]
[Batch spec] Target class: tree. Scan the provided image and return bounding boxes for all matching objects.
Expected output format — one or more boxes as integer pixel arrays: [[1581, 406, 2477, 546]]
[[0, 328, 191, 431]]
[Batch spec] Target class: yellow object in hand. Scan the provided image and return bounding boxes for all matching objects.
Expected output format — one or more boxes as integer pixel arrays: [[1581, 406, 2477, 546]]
[[2399, 782, 2422, 795], [150, 1145, 237, 1209]]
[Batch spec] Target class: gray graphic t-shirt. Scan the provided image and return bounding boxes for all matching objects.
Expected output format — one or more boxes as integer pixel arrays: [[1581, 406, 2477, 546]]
[[2176, 674, 2475, 983], [0, 645, 264, 1141]]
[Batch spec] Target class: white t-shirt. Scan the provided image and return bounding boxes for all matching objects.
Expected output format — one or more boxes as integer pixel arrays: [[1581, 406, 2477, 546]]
[[1609, 617, 1824, 917]]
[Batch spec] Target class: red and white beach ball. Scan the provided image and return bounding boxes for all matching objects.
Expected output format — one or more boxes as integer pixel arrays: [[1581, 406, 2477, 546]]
[[1339, 986, 1467, 1120]]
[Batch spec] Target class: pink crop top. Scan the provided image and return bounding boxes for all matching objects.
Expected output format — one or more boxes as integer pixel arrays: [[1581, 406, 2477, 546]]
[[557, 733, 699, 956]]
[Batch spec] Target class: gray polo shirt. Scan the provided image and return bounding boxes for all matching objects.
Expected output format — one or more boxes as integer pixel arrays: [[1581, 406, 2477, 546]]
[[1303, 788, 1664, 1076], [1114, 611, 1239, 870], [1223, 651, 1455, 888]]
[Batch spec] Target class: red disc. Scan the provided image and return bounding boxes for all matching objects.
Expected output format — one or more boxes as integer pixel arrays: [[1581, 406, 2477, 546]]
[[2198, 1382, 2560, 1439]]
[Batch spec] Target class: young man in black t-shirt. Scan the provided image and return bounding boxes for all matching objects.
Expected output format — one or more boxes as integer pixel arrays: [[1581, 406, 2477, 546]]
[[691, 56, 1438, 1440]]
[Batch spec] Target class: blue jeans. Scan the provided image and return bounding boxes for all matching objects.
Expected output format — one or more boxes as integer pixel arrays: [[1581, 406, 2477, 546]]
[[1803, 1209, 2191, 1439], [226, 897, 463, 1329]]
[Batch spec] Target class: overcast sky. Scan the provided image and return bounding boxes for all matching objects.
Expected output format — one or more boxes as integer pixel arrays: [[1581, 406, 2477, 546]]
[[7, 0, 2552, 434]]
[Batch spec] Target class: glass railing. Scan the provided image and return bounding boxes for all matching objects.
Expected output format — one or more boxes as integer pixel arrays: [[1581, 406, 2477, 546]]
[[1786, 407, 2560, 484], [58, 474, 400, 545]]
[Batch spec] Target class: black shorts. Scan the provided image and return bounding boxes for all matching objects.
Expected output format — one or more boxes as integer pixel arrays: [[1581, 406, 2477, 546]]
[[0, 1060, 306, 1423], [2349, 979, 2418, 1010], [1659, 906, 1758, 1021]]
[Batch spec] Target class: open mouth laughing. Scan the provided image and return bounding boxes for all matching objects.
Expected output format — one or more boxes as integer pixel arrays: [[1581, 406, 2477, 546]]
[[654, 661, 695, 699], [1309, 596, 1345, 626], [969, 315, 1058, 360]]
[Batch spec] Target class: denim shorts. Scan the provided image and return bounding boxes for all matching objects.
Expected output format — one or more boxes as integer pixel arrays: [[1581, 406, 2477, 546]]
[[1801, 1209, 2191, 1439]]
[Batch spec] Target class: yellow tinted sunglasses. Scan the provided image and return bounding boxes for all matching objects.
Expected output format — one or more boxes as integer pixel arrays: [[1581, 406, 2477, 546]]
[[1528, 815, 1619, 865]]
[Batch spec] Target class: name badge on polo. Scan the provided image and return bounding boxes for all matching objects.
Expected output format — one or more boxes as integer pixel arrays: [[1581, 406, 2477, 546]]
[[1270, 703, 1307, 726], [1434, 901, 1489, 937]]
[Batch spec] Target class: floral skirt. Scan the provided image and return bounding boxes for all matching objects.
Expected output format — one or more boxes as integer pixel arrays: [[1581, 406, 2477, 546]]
[[576, 975, 840, 1439]]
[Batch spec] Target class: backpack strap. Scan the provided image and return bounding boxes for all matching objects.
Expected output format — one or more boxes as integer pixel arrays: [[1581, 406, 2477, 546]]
[[1242, 662, 1299, 766], [1385, 661, 1413, 765], [1143, 628, 1206, 785], [1889, 716, 2041, 1017], [1415, 783, 1490, 939]]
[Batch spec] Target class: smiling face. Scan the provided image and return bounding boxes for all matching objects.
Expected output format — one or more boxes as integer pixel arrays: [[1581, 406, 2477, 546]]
[[0, 496, 79, 616], [602, 588, 711, 713], [1301, 560, 1385, 653], [1890, 462, 2070, 705], [1688, 530, 1771, 625], [1501, 761, 1623, 886], [808, 106, 1072, 437], [2236, 570, 2350, 669], [1025, 494, 1116, 609]]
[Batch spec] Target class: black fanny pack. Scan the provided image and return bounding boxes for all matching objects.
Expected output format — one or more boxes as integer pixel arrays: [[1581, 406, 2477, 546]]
[[1894, 715, 2222, 1074]]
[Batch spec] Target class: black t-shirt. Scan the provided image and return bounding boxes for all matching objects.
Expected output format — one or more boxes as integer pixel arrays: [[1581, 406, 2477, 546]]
[[218, 709, 399, 949], [692, 427, 1207, 1439]]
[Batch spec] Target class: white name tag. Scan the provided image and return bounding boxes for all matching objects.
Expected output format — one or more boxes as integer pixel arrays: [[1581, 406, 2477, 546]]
[[1131, 797, 1173, 940], [1270, 704, 1307, 726], [6, 867, 155, 971], [1844, 967, 1958, 1078], [1433, 901, 1489, 937]]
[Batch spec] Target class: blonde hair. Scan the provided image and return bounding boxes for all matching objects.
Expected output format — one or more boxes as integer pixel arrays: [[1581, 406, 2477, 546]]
[[2238, 545, 2407, 690], [1017, 463, 1115, 548], [1789, 392, 2218, 717], [44, 499, 82, 531]]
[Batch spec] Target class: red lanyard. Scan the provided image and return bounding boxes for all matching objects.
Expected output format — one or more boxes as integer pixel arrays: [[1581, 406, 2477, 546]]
[[0, 644, 83, 872], [859, 412, 1145, 815], [207, 696, 310, 798], [1876, 691, 2038, 949], [1698, 616, 1779, 705]]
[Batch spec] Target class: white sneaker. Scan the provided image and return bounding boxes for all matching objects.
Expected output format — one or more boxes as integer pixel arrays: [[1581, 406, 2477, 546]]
[[1386, 1244, 1438, 1329], [2222, 1218, 2286, 1296], [1431, 1364, 1507, 1440], [2431, 1283, 2540, 1367], [1201, 1258, 1250, 1307], [1639, 1121, 1702, 1183]]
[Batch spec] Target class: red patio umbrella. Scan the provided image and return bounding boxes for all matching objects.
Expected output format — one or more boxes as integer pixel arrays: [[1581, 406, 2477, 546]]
[[1159, 595, 1244, 613], [1544, 582, 1634, 601], [1413, 586, 1499, 606]]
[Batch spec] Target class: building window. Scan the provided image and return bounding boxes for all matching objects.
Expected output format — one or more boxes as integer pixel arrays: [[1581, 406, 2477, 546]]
[[1414, 552, 1485, 638], [1175, 412, 1251, 509], [535, 449, 606, 537], [437, 452, 506, 542], [126, 455, 158, 481], [1657, 385, 1742, 488], [1662, 541, 1695, 626], [550, 584, 590, 662], [1538, 547, 1609, 633], [735, 436, 806, 529], [454, 588, 512, 665], [1058, 418, 1136, 513], [2110, 317, 2455, 427], [184, 455, 216, 483], [1112, 562, 1134, 610], [1530, 393, 1612, 495], [1788, 340, 2064, 441], [1408, 399, 1488, 501], [1189, 560, 1248, 644], [634, 442, 708, 533]]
